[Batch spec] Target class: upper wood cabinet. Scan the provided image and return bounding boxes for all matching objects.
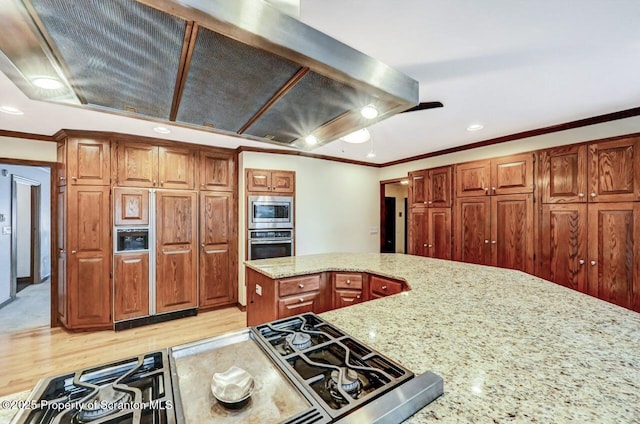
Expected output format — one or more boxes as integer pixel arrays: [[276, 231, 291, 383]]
[[116, 141, 195, 189], [113, 187, 149, 226], [409, 166, 452, 207], [65, 138, 111, 186], [198, 150, 235, 191], [588, 137, 640, 202], [247, 168, 295, 194], [455, 154, 533, 197], [540, 145, 588, 203], [454, 197, 492, 265], [409, 208, 451, 259]]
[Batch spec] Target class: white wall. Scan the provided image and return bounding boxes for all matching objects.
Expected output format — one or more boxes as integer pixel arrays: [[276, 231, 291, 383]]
[[384, 183, 408, 253], [0, 137, 57, 162], [238, 151, 381, 304]]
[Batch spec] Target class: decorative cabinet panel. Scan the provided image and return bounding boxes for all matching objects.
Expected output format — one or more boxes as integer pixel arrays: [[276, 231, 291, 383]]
[[540, 145, 588, 203], [455, 160, 491, 197], [114, 252, 149, 321], [63, 185, 112, 329], [588, 137, 640, 202], [454, 197, 491, 265], [409, 166, 452, 207], [587, 203, 640, 311], [455, 154, 533, 197], [540, 204, 587, 292], [155, 190, 197, 313], [199, 192, 237, 309], [113, 187, 149, 226], [66, 138, 111, 186], [408, 208, 428, 257], [198, 150, 235, 191], [246, 168, 294, 193], [409, 208, 452, 259], [116, 141, 195, 189]]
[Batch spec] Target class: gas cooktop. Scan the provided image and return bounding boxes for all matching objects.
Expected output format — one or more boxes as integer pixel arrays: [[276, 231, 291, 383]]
[[12, 314, 443, 424]]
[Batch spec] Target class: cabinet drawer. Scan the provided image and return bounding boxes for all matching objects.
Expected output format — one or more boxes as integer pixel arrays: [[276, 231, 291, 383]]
[[278, 274, 321, 297], [370, 276, 404, 297], [334, 273, 363, 290], [278, 291, 319, 318]]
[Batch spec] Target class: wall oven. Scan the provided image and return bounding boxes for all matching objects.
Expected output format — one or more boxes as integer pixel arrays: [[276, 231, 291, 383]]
[[248, 229, 293, 260], [248, 195, 293, 229], [114, 227, 149, 253]]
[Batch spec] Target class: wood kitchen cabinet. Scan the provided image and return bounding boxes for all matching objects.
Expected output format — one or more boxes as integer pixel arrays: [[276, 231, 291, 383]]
[[588, 137, 640, 202], [409, 166, 452, 207], [369, 275, 405, 299], [60, 137, 111, 186], [56, 142, 66, 186], [114, 252, 149, 321], [198, 150, 235, 191], [455, 153, 533, 197], [113, 187, 149, 226], [199, 191, 237, 309], [409, 208, 451, 259], [246, 168, 295, 194], [454, 194, 533, 273], [155, 190, 198, 313], [539, 145, 588, 203], [333, 272, 364, 309], [116, 141, 195, 189]]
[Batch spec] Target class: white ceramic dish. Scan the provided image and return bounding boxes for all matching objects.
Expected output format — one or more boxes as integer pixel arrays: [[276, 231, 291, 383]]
[[210, 366, 255, 408]]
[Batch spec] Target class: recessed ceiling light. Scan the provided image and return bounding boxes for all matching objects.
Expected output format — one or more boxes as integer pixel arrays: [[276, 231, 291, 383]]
[[340, 128, 370, 144], [0, 105, 24, 115], [305, 135, 317, 145], [32, 77, 64, 90], [153, 126, 171, 134], [466, 123, 484, 132], [361, 105, 379, 119]]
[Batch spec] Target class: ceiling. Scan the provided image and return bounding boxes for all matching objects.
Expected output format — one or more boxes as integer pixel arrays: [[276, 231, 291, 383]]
[[1, 0, 640, 164]]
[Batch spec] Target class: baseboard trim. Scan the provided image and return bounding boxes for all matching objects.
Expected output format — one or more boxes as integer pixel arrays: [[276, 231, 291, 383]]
[[0, 297, 15, 310], [236, 303, 247, 312], [114, 308, 198, 331]]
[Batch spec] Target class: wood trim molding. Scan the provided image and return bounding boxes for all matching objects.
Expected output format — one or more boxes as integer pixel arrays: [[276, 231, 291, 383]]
[[237, 145, 377, 167], [381, 106, 640, 167], [0, 130, 56, 142], [0, 157, 56, 166]]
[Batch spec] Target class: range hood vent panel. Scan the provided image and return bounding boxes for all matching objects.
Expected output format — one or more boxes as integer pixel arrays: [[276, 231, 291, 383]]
[[176, 26, 301, 132], [29, 0, 186, 119]]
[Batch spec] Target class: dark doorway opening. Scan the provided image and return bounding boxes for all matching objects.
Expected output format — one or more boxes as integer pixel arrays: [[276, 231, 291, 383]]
[[381, 197, 396, 253]]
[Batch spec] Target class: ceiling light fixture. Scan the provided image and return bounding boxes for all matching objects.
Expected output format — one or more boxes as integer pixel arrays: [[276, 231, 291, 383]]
[[305, 135, 317, 145], [361, 105, 379, 119], [0, 105, 24, 115], [340, 128, 370, 144], [466, 123, 484, 132], [153, 126, 171, 134], [366, 136, 376, 158], [32, 77, 64, 90]]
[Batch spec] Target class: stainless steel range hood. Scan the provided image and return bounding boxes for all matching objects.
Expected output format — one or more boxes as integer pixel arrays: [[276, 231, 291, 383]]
[[0, 0, 418, 149]]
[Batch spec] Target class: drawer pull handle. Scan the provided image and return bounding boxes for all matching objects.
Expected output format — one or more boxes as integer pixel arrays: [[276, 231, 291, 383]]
[[382, 285, 387, 290], [298, 284, 304, 288], [299, 297, 304, 303]]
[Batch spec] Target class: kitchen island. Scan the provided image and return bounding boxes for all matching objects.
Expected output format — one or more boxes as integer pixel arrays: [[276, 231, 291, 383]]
[[245, 253, 640, 423]]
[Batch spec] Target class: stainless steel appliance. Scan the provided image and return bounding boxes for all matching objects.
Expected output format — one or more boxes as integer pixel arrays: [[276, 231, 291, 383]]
[[248, 195, 294, 229], [114, 227, 149, 253], [13, 314, 443, 424], [248, 229, 294, 260]]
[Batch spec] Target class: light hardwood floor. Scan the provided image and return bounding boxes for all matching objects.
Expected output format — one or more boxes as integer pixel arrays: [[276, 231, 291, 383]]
[[0, 307, 246, 397]]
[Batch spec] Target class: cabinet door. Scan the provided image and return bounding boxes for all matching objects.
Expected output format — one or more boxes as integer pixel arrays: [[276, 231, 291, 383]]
[[199, 150, 235, 191], [427, 208, 452, 260], [271, 171, 295, 193], [588, 137, 640, 202], [491, 194, 534, 273], [278, 292, 318, 318], [114, 252, 149, 321], [199, 192, 237, 309], [113, 187, 149, 226], [117, 141, 158, 187], [428, 166, 452, 207], [334, 290, 363, 309], [158, 146, 195, 190], [408, 208, 428, 256], [57, 186, 67, 324], [491, 153, 533, 195], [247, 169, 272, 192], [155, 191, 197, 313], [587, 203, 640, 311], [540, 145, 588, 203], [57, 142, 66, 186], [409, 170, 428, 206], [454, 197, 491, 265], [67, 138, 110, 186], [455, 160, 491, 197], [540, 204, 587, 292], [67, 185, 111, 328]]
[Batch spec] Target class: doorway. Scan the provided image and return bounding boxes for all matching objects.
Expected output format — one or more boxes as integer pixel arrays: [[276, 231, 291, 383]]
[[12, 176, 41, 295], [379, 179, 409, 253], [381, 197, 396, 253]]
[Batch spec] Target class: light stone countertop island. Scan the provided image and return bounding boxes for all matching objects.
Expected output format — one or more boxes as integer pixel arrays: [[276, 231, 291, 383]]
[[245, 253, 640, 424]]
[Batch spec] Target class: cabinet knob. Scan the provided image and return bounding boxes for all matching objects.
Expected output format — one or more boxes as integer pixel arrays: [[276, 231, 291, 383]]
[[356, 295, 361, 299], [201, 243, 205, 248], [346, 280, 351, 284], [427, 200, 433, 204], [59, 249, 64, 254], [590, 260, 597, 266], [484, 240, 489, 244], [423, 243, 428, 247], [153, 180, 157, 186], [160, 181, 164, 186], [578, 193, 585, 198], [491, 240, 497, 244], [200, 183, 205, 187], [299, 297, 304, 303], [381, 285, 388, 290], [428, 244, 433, 248], [590, 192, 597, 198], [298, 283, 304, 288], [59, 176, 65, 180], [71, 250, 77, 254], [71, 176, 77, 181], [491, 187, 496, 193], [423, 201, 428, 204], [579, 259, 585, 265], [484, 187, 489, 194]]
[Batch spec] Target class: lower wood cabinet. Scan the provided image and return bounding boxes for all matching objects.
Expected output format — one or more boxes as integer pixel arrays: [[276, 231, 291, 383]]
[[369, 275, 404, 299], [332, 273, 364, 309], [408, 208, 452, 259], [114, 252, 149, 321]]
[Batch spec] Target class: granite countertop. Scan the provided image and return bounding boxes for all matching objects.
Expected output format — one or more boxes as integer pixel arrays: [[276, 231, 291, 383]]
[[246, 253, 640, 423]]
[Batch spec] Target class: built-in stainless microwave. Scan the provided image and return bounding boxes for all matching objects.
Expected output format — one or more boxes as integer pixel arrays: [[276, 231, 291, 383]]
[[115, 227, 149, 253], [248, 195, 294, 229]]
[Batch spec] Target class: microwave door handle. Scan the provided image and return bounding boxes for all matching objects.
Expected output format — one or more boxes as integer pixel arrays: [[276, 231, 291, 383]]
[[250, 240, 293, 245]]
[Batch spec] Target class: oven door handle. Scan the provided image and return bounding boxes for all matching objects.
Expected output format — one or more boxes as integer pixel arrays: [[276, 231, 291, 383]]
[[249, 239, 293, 245]]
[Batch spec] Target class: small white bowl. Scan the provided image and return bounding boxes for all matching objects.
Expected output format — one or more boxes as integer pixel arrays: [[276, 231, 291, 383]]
[[211, 366, 255, 409]]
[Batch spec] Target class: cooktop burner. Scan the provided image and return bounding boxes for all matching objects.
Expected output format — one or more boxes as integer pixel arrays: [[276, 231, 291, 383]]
[[253, 313, 414, 418]]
